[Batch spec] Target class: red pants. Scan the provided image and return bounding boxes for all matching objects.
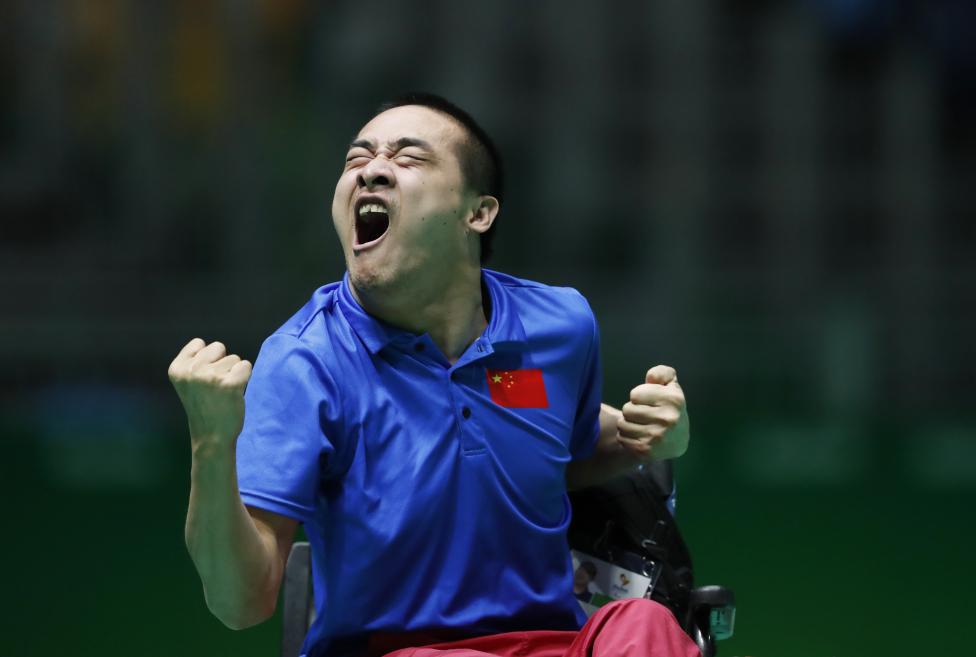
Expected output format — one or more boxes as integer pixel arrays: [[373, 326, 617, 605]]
[[382, 599, 701, 657]]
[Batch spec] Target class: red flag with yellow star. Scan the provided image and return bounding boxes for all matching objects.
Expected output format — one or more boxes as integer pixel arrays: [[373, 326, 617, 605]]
[[485, 369, 549, 408]]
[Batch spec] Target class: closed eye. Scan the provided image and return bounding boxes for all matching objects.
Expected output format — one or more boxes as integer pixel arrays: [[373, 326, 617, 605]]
[[344, 154, 370, 169]]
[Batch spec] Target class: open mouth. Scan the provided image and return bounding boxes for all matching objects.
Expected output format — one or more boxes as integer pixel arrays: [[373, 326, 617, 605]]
[[354, 199, 391, 248]]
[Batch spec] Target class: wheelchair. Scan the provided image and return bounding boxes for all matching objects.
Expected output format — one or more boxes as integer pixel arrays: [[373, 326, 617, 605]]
[[280, 460, 735, 657]]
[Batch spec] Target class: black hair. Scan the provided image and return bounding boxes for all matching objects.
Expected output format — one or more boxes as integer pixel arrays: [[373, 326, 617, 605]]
[[579, 561, 598, 578], [373, 93, 504, 264]]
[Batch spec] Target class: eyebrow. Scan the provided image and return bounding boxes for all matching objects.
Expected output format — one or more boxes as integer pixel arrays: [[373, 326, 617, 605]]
[[348, 137, 434, 153]]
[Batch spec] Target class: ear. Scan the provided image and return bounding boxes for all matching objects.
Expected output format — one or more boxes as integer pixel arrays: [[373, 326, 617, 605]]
[[467, 195, 499, 235]]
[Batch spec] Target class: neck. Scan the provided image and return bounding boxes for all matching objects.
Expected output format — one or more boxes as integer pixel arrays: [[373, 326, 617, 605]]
[[351, 264, 489, 363]]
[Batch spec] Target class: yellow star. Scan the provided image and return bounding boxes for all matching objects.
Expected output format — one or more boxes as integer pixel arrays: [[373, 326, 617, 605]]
[[492, 374, 503, 383]]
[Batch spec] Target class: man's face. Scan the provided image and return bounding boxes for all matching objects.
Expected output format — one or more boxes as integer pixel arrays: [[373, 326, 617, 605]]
[[332, 105, 475, 296], [573, 566, 593, 590]]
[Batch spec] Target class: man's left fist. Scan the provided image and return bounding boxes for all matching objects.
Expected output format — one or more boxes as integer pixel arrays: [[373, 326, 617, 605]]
[[616, 364, 689, 460]]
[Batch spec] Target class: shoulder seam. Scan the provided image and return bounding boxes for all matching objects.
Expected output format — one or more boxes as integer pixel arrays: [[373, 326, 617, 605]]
[[276, 285, 340, 341]]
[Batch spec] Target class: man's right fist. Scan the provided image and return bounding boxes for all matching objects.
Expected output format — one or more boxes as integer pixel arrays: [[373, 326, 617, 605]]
[[168, 338, 253, 449]]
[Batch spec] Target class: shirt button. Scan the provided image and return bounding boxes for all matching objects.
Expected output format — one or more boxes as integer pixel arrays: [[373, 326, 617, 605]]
[[462, 407, 472, 419], [414, 343, 425, 352]]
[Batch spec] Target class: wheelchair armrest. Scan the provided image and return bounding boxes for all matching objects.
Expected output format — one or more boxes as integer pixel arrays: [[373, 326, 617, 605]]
[[689, 585, 735, 609], [686, 584, 736, 653], [281, 541, 313, 657]]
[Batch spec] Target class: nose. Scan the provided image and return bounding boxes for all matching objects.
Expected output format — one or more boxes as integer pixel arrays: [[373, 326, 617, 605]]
[[357, 158, 395, 191]]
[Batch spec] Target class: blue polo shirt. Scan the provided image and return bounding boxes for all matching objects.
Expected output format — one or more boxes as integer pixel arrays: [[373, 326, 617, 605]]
[[236, 269, 602, 657]]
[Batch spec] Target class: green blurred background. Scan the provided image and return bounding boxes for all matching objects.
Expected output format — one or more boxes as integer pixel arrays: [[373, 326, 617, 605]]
[[2, 1, 974, 655]]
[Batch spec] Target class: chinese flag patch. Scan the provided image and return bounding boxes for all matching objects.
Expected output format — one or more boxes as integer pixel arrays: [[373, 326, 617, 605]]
[[485, 369, 549, 408]]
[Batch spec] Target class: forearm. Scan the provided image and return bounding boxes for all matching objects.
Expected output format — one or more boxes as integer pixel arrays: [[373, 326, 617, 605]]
[[566, 404, 641, 490], [566, 402, 690, 490], [185, 443, 281, 629]]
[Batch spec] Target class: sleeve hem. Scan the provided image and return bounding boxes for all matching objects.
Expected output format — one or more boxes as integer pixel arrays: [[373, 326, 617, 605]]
[[570, 426, 601, 461], [240, 490, 314, 525]]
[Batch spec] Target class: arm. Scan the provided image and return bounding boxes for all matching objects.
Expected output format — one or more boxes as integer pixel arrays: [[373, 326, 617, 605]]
[[566, 365, 689, 490], [170, 338, 298, 629]]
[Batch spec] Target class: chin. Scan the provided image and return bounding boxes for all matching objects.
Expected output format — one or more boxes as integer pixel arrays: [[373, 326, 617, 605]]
[[348, 262, 395, 295]]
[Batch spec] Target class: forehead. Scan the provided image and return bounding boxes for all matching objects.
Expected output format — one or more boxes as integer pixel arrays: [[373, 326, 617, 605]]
[[356, 105, 464, 151]]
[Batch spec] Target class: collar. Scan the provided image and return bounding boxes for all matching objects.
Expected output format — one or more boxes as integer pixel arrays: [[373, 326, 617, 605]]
[[336, 269, 526, 356]]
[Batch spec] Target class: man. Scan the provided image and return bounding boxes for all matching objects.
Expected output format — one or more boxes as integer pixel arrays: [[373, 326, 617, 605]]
[[572, 562, 598, 603], [168, 94, 697, 657]]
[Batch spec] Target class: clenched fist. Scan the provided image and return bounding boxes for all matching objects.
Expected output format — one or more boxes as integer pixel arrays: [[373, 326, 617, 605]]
[[616, 364, 689, 460], [168, 338, 253, 450]]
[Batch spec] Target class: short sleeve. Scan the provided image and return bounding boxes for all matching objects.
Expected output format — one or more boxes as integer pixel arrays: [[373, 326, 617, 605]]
[[236, 333, 339, 524], [568, 293, 603, 461]]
